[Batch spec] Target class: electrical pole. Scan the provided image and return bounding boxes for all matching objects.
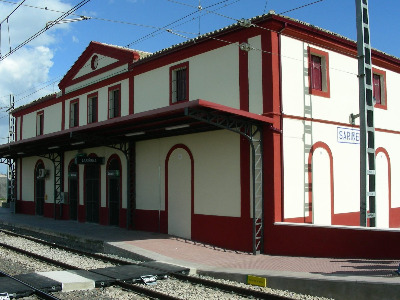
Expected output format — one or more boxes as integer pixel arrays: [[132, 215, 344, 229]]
[[356, 0, 376, 227], [6, 95, 15, 207]]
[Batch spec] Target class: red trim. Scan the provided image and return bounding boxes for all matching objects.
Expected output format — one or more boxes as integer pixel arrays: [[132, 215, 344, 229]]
[[375, 147, 394, 227], [36, 110, 44, 136], [61, 99, 65, 131], [107, 84, 121, 119], [13, 94, 58, 117], [165, 144, 194, 235], [308, 46, 330, 98], [306, 142, 334, 224], [15, 117, 18, 142], [87, 92, 98, 124], [239, 39, 249, 111], [20, 116, 23, 140], [19, 158, 22, 201], [372, 68, 387, 110], [91, 55, 99, 70], [69, 99, 79, 128], [240, 136, 250, 219], [262, 29, 283, 237], [59, 41, 139, 89], [129, 76, 134, 114], [106, 154, 123, 227], [169, 62, 189, 105], [15, 199, 35, 214]]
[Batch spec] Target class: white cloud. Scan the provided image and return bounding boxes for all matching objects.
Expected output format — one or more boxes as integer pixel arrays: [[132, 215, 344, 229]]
[[72, 35, 79, 43], [0, 0, 73, 144]]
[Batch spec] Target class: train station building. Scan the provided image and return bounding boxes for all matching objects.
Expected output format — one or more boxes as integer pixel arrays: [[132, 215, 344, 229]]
[[1, 13, 400, 258]]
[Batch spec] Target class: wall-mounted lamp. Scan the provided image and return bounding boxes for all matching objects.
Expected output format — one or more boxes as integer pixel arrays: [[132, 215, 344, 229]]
[[71, 141, 85, 146], [349, 113, 360, 125], [165, 124, 190, 131], [125, 131, 145, 137]]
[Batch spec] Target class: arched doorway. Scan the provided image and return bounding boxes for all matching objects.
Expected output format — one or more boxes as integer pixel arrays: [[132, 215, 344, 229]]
[[166, 145, 193, 239], [68, 161, 79, 220], [376, 148, 390, 228], [35, 160, 45, 216], [85, 158, 100, 223], [307, 142, 334, 225], [107, 156, 121, 226]]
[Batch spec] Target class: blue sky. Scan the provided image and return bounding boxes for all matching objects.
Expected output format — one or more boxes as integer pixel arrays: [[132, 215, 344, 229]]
[[0, 0, 399, 174]]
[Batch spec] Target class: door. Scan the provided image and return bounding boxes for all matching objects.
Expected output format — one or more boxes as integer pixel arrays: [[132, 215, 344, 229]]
[[85, 164, 100, 223], [107, 158, 121, 226], [312, 148, 332, 225], [68, 162, 78, 220], [167, 147, 192, 239], [35, 162, 45, 216]]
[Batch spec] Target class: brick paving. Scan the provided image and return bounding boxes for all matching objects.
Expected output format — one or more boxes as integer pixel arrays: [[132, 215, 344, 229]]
[[0, 207, 398, 278]]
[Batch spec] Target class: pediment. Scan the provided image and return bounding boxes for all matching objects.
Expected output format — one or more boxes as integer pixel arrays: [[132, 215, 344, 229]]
[[59, 41, 140, 90]]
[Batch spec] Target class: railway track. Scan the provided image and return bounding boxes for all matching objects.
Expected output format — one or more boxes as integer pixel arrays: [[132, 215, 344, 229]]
[[0, 229, 326, 299]]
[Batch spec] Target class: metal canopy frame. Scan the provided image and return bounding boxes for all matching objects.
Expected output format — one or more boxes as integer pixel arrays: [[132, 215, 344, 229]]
[[185, 107, 264, 255], [0, 158, 16, 208], [39, 152, 64, 219]]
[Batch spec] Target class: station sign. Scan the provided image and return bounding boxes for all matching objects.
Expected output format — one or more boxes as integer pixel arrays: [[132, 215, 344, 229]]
[[68, 172, 78, 178], [337, 127, 360, 144], [75, 156, 105, 165], [107, 170, 120, 177]]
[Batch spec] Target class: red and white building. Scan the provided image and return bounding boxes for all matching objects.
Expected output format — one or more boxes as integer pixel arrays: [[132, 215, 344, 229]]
[[1, 13, 400, 258]]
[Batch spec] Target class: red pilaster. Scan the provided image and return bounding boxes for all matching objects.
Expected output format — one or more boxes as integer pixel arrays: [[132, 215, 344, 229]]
[[261, 29, 283, 252]]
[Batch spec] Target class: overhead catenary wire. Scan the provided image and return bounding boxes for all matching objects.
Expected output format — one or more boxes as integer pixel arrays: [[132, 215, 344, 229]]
[[0, 0, 25, 25], [1, 0, 358, 114], [0, 0, 26, 57], [0, 0, 92, 62]]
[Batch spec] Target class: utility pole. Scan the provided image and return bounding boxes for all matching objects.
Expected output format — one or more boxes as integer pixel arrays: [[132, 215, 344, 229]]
[[356, 0, 376, 227], [6, 95, 15, 207]]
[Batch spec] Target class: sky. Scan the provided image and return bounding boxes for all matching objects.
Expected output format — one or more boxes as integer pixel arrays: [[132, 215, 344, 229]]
[[0, 0, 399, 174]]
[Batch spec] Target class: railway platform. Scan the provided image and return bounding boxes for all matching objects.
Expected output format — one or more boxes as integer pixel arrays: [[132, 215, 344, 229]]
[[0, 207, 399, 300]]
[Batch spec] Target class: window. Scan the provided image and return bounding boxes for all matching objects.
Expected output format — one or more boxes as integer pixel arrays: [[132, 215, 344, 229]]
[[87, 93, 98, 124], [170, 62, 189, 104], [108, 84, 120, 119], [69, 99, 79, 128], [372, 68, 387, 109], [36, 111, 44, 136], [308, 47, 330, 98]]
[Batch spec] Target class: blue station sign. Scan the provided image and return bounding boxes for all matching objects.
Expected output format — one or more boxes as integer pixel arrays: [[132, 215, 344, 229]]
[[337, 127, 360, 144]]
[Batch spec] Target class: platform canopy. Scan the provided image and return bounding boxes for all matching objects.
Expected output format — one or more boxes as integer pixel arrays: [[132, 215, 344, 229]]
[[0, 99, 273, 159]]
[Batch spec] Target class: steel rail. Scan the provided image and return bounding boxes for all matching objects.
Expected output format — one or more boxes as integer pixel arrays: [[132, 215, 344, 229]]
[[116, 280, 181, 300], [1, 229, 295, 300], [0, 270, 60, 300], [0, 228, 132, 265], [172, 273, 294, 300], [0, 241, 78, 270], [0, 237, 183, 300]]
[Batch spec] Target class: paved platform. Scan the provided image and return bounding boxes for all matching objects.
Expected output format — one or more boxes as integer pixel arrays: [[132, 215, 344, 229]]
[[0, 207, 399, 300]]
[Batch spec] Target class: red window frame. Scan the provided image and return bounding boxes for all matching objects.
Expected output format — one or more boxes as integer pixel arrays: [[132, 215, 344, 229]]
[[36, 111, 44, 136], [87, 92, 98, 124], [69, 99, 79, 128], [308, 46, 330, 98], [108, 84, 121, 119], [372, 67, 387, 110], [169, 62, 189, 105]]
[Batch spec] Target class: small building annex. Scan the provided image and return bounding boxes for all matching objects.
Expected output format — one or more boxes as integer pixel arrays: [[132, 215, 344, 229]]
[[1, 13, 400, 258]]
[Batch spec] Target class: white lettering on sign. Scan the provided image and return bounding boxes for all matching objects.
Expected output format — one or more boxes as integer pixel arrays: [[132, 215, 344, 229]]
[[337, 127, 360, 144]]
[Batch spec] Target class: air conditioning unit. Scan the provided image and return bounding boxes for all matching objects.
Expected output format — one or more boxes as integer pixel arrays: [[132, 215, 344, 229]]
[[59, 192, 68, 204], [38, 169, 49, 178]]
